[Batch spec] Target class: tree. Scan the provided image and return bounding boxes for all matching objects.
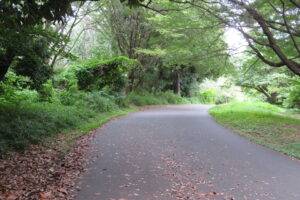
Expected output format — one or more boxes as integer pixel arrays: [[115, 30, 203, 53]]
[[0, 0, 76, 80], [235, 56, 294, 104], [89, 0, 160, 92], [0, 0, 142, 80], [13, 38, 53, 89], [142, 0, 300, 75], [138, 1, 232, 95]]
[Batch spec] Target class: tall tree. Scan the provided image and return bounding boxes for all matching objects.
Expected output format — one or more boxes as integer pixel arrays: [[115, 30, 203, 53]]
[[0, 0, 143, 80], [138, 1, 231, 94], [142, 0, 300, 75], [0, 0, 75, 80]]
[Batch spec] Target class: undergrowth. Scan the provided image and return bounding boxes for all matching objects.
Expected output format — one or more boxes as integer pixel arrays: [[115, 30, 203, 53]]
[[209, 102, 300, 158], [0, 89, 190, 156], [127, 90, 190, 106]]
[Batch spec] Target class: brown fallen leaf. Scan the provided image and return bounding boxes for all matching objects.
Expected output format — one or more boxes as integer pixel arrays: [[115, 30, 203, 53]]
[[40, 192, 52, 200], [6, 194, 19, 200]]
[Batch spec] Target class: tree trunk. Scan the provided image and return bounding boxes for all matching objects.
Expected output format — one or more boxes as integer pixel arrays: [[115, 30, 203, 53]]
[[0, 50, 14, 80], [174, 70, 181, 95], [125, 70, 135, 95], [266, 92, 279, 105], [0, 64, 9, 80]]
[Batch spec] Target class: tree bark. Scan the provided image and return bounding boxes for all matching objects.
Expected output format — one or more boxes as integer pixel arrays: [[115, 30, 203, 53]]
[[0, 50, 14, 80], [174, 70, 181, 95], [0, 64, 10, 81]]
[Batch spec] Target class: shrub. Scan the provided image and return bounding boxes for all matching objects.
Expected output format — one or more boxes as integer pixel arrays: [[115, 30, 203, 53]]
[[75, 57, 139, 92], [80, 91, 119, 112], [127, 90, 189, 106], [55, 89, 85, 106], [215, 93, 235, 104], [283, 82, 300, 109], [197, 77, 247, 104], [158, 90, 189, 104], [127, 91, 163, 106], [37, 82, 54, 102], [0, 72, 39, 103], [197, 89, 217, 104], [0, 102, 95, 155]]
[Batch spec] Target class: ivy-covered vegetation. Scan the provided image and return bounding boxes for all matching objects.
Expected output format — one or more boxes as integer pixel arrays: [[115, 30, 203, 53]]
[[0, 0, 299, 157]]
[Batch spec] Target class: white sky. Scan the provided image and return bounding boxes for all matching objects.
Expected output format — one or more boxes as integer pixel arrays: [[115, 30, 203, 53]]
[[224, 28, 248, 56]]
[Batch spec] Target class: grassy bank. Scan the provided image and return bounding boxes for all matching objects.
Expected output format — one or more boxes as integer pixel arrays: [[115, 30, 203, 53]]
[[0, 101, 137, 155], [0, 89, 192, 156], [209, 102, 300, 158]]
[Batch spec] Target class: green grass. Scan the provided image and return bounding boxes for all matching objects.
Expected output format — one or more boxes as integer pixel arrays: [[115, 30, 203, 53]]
[[0, 101, 136, 156], [127, 90, 190, 106], [0, 89, 190, 156], [209, 102, 300, 158]]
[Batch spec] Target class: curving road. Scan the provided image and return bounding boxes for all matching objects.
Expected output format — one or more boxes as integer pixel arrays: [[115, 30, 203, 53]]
[[75, 105, 300, 200]]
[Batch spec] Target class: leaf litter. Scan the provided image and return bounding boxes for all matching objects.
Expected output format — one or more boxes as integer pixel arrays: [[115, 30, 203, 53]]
[[0, 130, 97, 200]]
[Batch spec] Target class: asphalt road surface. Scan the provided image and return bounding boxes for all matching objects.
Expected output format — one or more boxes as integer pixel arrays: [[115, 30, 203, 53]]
[[75, 105, 300, 200]]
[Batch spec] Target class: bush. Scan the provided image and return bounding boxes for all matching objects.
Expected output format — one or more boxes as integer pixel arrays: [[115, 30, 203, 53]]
[[80, 91, 119, 112], [75, 57, 138, 92], [37, 82, 54, 102], [55, 88, 86, 106], [158, 90, 190, 104], [197, 77, 246, 104], [55, 89, 120, 112], [197, 89, 217, 104], [0, 102, 95, 155], [127, 90, 189, 106], [127, 90, 163, 106], [215, 93, 235, 104], [0, 72, 39, 103], [188, 96, 202, 104], [284, 84, 300, 109]]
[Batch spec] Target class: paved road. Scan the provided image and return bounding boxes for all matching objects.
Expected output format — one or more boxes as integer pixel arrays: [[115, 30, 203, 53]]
[[75, 105, 300, 200]]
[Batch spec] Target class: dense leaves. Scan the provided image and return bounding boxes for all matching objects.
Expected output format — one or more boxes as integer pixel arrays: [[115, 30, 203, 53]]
[[74, 56, 139, 92]]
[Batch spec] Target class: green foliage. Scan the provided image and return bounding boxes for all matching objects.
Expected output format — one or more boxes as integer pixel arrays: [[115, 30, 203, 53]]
[[0, 102, 95, 155], [55, 89, 82, 106], [285, 88, 300, 109], [198, 77, 246, 104], [283, 78, 300, 109], [14, 53, 52, 89], [0, 10, 67, 80], [13, 38, 53, 89], [250, 102, 283, 112], [0, 72, 38, 103], [197, 89, 217, 104], [2, 71, 32, 89], [235, 59, 292, 105], [72, 56, 138, 92], [54, 89, 120, 112], [158, 90, 189, 104], [38, 82, 54, 102], [209, 102, 300, 158], [53, 67, 78, 90], [127, 90, 163, 106], [127, 90, 189, 106], [78, 91, 119, 112]]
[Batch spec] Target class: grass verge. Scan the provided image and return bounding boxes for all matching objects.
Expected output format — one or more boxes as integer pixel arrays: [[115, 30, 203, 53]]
[[0, 101, 137, 156], [209, 102, 300, 159]]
